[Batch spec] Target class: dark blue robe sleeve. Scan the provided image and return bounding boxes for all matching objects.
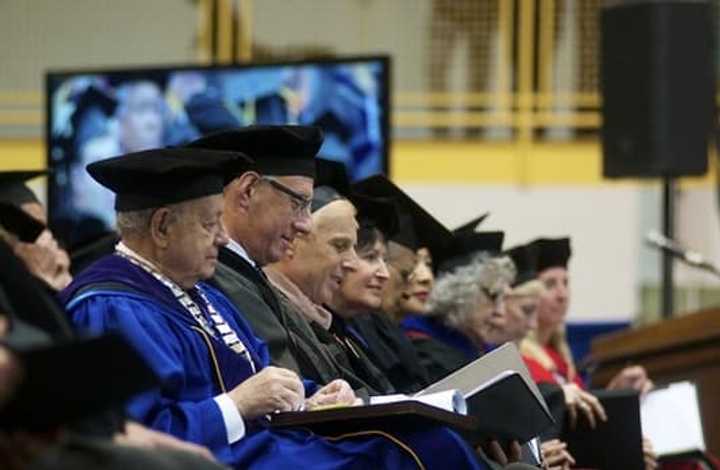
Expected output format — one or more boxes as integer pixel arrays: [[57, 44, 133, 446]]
[[69, 294, 232, 454]]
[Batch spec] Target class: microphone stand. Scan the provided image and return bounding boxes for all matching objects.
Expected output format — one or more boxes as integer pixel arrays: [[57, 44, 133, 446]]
[[662, 177, 675, 319], [646, 225, 720, 317]]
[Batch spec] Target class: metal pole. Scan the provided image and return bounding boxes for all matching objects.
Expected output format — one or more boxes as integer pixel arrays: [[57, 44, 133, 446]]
[[661, 176, 675, 318]]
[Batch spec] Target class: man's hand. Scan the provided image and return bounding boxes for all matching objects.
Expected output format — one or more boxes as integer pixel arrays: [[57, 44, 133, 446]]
[[305, 379, 356, 410], [561, 383, 607, 429], [541, 439, 575, 470], [607, 365, 654, 396], [228, 366, 304, 419], [114, 422, 217, 462]]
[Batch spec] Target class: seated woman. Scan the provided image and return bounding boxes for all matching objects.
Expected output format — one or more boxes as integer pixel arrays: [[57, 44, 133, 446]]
[[481, 245, 576, 470], [519, 238, 652, 404], [327, 209, 432, 393], [518, 237, 662, 470], [401, 254, 515, 383], [352, 175, 452, 325]]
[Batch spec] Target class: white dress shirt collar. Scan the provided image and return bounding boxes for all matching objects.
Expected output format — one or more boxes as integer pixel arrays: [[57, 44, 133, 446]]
[[225, 239, 257, 268]]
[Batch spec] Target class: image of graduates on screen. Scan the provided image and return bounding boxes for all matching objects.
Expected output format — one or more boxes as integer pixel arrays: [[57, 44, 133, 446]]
[[47, 60, 388, 247]]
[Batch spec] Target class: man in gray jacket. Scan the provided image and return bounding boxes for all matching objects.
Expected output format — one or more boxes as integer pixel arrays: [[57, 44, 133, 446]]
[[189, 125, 378, 394]]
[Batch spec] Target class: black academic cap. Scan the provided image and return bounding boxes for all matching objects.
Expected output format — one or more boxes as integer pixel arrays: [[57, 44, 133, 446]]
[[0, 170, 46, 207], [0, 202, 45, 243], [185, 125, 323, 178], [352, 195, 399, 240], [87, 147, 252, 211], [504, 243, 539, 287], [529, 237, 572, 272], [0, 334, 157, 431], [312, 158, 351, 212], [437, 231, 505, 273], [452, 212, 491, 234], [352, 175, 452, 260], [314, 159, 398, 237]]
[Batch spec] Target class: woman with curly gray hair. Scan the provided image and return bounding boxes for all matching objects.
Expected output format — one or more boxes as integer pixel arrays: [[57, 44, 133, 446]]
[[401, 253, 516, 382]]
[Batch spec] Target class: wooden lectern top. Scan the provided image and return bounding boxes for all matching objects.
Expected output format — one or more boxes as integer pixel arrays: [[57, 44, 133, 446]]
[[590, 307, 720, 366]]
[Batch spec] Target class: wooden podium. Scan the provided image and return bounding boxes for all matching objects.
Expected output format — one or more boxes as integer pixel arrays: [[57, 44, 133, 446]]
[[589, 308, 720, 456]]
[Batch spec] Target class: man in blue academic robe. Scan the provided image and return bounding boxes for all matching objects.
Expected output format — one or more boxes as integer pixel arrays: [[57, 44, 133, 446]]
[[60, 146, 493, 469]]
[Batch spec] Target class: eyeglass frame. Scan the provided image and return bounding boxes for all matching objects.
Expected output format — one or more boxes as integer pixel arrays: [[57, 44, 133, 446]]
[[481, 286, 508, 308], [260, 176, 312, 216]]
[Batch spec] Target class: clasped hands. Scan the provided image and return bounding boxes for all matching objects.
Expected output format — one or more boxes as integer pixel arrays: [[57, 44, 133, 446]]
[[228, 366, 357, 420]]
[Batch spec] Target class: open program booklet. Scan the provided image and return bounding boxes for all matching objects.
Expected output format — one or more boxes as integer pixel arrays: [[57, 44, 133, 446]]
[[271, 343, 555, 443]]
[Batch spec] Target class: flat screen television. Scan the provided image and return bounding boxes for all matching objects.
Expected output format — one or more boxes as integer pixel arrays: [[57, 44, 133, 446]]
[[46, 55, 390, 247]]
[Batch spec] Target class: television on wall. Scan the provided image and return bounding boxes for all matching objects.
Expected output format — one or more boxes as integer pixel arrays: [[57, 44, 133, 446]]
[[46, 55, 391, 246]]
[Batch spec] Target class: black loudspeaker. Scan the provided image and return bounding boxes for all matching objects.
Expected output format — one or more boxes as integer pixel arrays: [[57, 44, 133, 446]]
[[601, 1, 716, 178]]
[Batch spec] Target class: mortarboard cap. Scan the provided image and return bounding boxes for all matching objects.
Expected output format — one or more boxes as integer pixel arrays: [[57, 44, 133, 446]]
[[352, 175, 452, 261], [0, 334, 157, 431], [350, 194, 399, 240], [437, 231, 505, 273], [0, 170, 46, 207], [529, 237, 572, 272], [86, 147, 252, 211], [504, 243, 539, 287], [314, 159, 398, 237], [186, 125, 323, 179], [312, 158, 351, 212], [0, 203, 45, 243], [452, 212, 491, 234]]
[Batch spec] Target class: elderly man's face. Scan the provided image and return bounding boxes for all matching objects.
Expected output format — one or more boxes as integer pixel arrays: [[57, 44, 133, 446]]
[[163, 194, 229, 288], [291, 199, 358, 305], [243, 176, 313, 265]]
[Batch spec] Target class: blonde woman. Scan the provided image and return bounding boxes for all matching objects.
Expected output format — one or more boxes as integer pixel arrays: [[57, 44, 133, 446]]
[[520, 238, 652, 394], [519, 238, 658, 470]]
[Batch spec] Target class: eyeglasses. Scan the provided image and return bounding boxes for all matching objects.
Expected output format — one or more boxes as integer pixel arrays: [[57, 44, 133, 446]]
[[261, 177, 312, 216], [482, 287, 507, 308]]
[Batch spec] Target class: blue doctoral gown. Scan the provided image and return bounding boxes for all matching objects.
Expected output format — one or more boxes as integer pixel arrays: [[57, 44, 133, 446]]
[[60, 255, 489, 470]]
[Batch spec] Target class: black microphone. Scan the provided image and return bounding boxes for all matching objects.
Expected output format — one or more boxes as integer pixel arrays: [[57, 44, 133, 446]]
[[645, 231, 720, 275]]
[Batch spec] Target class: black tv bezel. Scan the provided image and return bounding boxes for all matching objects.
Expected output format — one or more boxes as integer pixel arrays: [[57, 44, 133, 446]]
[[44, 54, 392, 235]]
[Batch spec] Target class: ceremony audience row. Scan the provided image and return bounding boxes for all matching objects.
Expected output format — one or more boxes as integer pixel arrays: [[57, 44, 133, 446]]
[[1, 124, 706, 469]]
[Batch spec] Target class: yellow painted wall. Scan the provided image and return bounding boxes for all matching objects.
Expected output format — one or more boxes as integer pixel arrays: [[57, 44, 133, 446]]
[[0, 138, 714, 187], [0, 139, 45, 170]]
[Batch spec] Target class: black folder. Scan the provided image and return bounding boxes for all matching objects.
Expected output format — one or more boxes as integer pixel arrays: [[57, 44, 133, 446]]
[[562, 389, 644, 470], [417, 343, 556, 443], [0, 334, 157, 431], [464, 371, 555, 443]]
